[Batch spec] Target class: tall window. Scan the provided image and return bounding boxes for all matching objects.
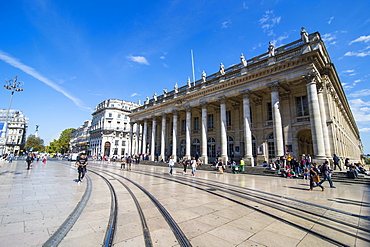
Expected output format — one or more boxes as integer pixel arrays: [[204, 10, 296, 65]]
[[207, 114, 214, 128], [181, 119, 186, 132], [267, 103, 272, 120], [226, 111, 232, 126], [109, 113, 113, 117], [267, 133, 275, 159], [296, 96, 309, 116], [193, 117, 199, 130]]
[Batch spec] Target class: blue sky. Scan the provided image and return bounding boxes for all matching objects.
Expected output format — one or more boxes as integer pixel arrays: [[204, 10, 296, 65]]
[[0, 0, 370, 154]]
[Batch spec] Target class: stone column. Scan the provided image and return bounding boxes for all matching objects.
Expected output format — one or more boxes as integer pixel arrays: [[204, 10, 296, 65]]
[[160, 113, 166, 161], [268, 82, 284, 157], [128, 122, 134, 156], [200, 102, 208, 164], [142, 119, 148, 155], [151, 117, 156, 161], [219, 97, 228, 162], [185, 106, 191, 159], [317, 81, 332, 158], [241, 90, 254, 166], [136, 122, 142, 155], [172, 111, 178, 161], [304, 73, 326, 159]]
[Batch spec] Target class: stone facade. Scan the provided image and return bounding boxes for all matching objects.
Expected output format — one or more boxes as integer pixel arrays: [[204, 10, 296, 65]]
[[70, 120, 91, 153], [128, 31, 363, 166], [0, 109, 28, 155], [89, 99, 140, 158]]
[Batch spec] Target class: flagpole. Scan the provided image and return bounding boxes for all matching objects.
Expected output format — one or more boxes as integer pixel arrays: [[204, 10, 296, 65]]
[[191, 50, 195, 86]]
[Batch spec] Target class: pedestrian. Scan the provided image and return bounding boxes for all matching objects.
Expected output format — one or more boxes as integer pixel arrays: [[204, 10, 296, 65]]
[[76, 153, 88, 183], [333, 154, 342, 171], [126, 156, 132, 170], [218, 159, 224, 174], [120, 156, 126, 170], [240, 159, 245, 172], [183, 158, 189, 174], [191, 157, 197, 176], [319, 160, 336, 188], [169, 156, 175, 175], [26, 153, 34, 170], [309, 163, 324, 191]]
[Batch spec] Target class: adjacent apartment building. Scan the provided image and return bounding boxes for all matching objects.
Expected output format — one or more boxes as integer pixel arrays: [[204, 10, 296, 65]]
[[128, 30, 363, 165], [89, 99, 140, 158], [0, 109, 28, 155]]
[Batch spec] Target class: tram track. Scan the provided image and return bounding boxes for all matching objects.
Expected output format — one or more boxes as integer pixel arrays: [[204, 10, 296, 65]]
[[119, 167, 369, 247]]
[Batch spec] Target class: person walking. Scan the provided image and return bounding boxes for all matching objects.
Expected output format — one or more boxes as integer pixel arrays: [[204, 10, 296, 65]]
[[319, 160, 336, 188], [169, 156, 175, 175], [120, 156, 126, 170], [126, 156, 132, 170], [76, 153, 88, 183], [333, 154, 342, 171], [240, 159, 245, 172], [309, 163, 324, 191], [191, 157, 197, 176], [26, 153, 34, 170]]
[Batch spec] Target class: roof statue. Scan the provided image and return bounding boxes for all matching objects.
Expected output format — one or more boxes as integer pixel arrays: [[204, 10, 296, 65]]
[[240, 53, 247, 67], [153, 92, 157, 101], [202, 70, 206, 83], [174, 83, 178, 93], [219, 63, 225, 75], [268, 41, 275, 57], [300, 27, 309, 43], [145, 96, 149, 104], [187, 77, 191, 88]]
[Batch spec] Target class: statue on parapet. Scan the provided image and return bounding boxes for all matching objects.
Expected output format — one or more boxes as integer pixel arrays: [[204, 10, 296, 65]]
[[145, 96, 149, 104], [202, 70, 206, 83], [268, 41, 275, 57], [187, 77, 191, 88], [219, 63, 225, 75], [174, 83, 179, 93], [240, 53, 247, 67], [300, 27, 309, 43], [153, 92, 157, 101]]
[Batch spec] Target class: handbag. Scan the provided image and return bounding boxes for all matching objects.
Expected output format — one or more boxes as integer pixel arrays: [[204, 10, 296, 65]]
[[312, 174, 321, 183]]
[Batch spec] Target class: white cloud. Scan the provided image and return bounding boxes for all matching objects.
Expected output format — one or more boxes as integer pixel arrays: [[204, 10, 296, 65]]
[[348, 98, 370, 122], [0, 50, 92, 112], [327, 16, 334, 24], [259, 10, 281, 35], [221, 20, 232, 29], [343, 69, 355, 73], [322, 33, 336, 43], [344, 51, 370, 57], [160, 56, 165, 59], [127, 55, 149, 65], [349, 35, 370, 45], [242, 2, 249, 9], [359, 128, 370, 132], [131, 93, 139, 97], [349, 89, 370, 97]]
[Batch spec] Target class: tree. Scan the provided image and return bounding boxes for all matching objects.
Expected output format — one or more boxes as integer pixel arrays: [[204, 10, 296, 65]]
[[24, 135, 45, 152], [47, 128, 74, 154]]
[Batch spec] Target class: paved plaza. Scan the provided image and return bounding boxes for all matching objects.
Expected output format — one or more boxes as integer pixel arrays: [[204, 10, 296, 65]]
[[0, 158, 369, 246]]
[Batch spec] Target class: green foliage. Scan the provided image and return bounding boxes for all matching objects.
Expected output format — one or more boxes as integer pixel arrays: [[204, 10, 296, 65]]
[[47, 128, 74, 154], [24, 135, 45, 152]]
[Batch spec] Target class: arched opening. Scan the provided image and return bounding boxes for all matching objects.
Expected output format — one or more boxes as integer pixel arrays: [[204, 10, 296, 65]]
[[104, 141, 111, 157], [180, 139, 186, 157], [191, 138, 200, 158], [297, 129, 313, 157], [267, 133, 275, 160], [227, 136, 234, 158], [207, 137, 216, 160]]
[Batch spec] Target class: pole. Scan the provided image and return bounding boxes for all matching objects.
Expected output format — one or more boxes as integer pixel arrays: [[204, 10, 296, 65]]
[[191, 50, 195, 86]]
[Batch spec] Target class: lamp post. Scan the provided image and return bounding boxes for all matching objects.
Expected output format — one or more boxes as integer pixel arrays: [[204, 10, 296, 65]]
[[1, 76, 23, 155]]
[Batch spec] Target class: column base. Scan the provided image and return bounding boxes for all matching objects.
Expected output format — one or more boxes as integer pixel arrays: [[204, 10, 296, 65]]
[[200, 156, 208, 165], [243, 156, 255, 167]]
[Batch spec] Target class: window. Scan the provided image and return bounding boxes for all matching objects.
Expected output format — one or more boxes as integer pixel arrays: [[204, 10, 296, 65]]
[[118, 114, 121, 118], [296, 96, 309, 116], [110, 104, 114, 107], [109, 113, 112, 117], [267, 103, 272, 121], [207, 114, 214, 128], [122, 141, 126, 146], [115, 140, 119, 145], [124, 115, 128, 119], [226, 111, 231, 126], [193, 117, 199, 130], [267, 133, 275, 159], [181, 119, 186, 132]]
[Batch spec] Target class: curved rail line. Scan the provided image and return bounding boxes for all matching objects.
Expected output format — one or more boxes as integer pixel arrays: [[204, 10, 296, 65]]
[[90, 167, 192, 247], [125, 168, 368, 247], [88, 170, 118, 247], [42, 173, 92, 247]]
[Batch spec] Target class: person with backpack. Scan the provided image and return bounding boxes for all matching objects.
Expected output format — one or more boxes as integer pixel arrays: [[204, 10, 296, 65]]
[[76, 153, 88, 183], [126, 156, 132, 170], [333, 154, 342, 171], [26, 153, 34, 170], [319, 160, 336, 188]]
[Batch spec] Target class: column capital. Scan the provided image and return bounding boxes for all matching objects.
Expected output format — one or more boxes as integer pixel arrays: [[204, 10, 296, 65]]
[[200, 101, 208, 108], [184, 105, 192, 112], [316, 81, 325, 94], [240, 89, 250, 98], [302, 71, 319, 85], [218, 96, 228, 104], [268, 81, 280, 92]]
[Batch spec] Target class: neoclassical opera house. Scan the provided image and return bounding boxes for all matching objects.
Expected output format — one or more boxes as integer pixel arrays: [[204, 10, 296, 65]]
[[127, 29, 363, 166]]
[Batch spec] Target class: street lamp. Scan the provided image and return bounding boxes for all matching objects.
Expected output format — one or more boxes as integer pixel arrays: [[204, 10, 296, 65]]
[[1, 75, 23, 155]]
